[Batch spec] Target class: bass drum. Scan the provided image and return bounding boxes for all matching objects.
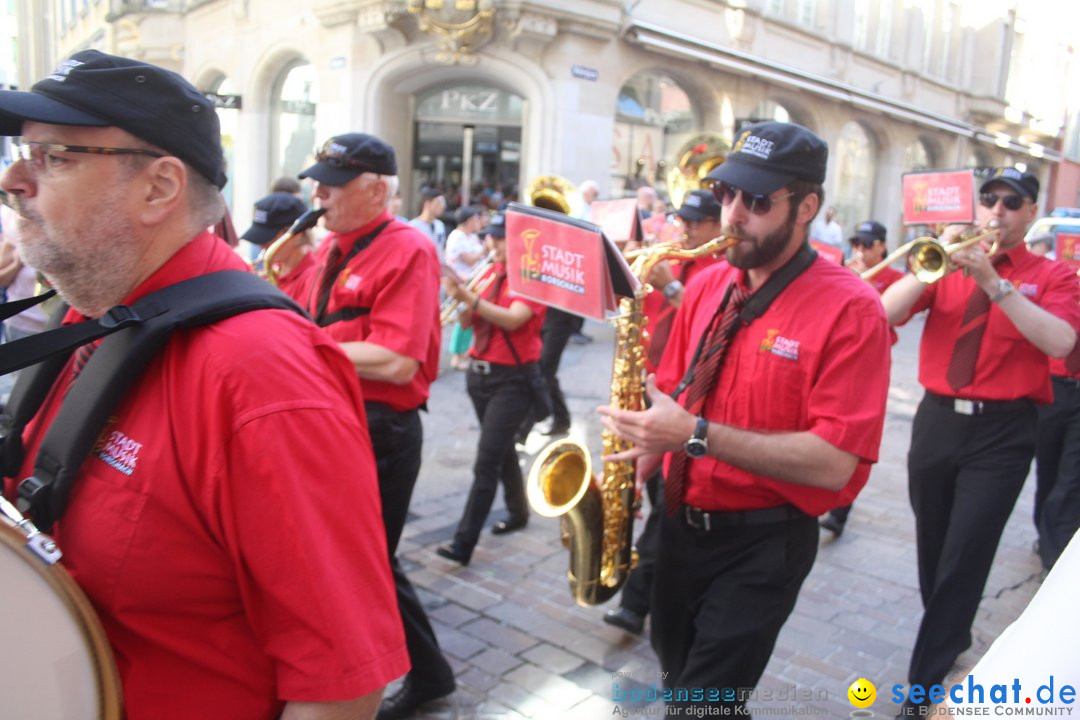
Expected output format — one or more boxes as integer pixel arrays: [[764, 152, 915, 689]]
[[0, 515, 122, 719]]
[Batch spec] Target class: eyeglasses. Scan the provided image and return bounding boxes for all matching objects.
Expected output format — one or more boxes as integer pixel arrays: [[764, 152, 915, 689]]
[[8, 140, 165, 177], [979, 192, 1026, 211], [709, 181, 796, 216], [316, 139, 371, 171]]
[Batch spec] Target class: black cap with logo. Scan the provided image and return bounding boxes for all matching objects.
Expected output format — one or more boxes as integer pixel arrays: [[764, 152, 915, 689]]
[[979, 167, 1039, 202], [241, 192, 309, 247], [299, 133, 398, 187], [851, 220, 887, 245], [0, 50, 227, 188], [705, 121, 828, 195], [677, 189, 722, 222]]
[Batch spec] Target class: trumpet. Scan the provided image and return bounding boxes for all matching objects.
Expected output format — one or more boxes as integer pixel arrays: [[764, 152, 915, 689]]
[[439, 257, 496, 326], [861, 220, 1001, 283], [259, 208, 326, 286]]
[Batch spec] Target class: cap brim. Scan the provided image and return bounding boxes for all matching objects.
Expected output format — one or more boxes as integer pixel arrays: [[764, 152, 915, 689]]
[[240, 224, 281, 247], [705, 159, 795, 196], [297, 161, 362, 187], [851, 232, 879, 244], [480, 227, 505, 238], [0, 90, 110, 135], [677, 206, 716, 223]]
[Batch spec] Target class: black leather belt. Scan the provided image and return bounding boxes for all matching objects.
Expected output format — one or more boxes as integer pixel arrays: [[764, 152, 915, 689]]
[[468, 359, 537, 376], [1052, 375, 1080, 390], [925, 391, 1034, 416], [682, 504, 809, 532]]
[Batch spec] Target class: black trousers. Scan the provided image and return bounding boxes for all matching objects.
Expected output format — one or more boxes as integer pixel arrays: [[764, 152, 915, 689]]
[[1034, 376, 1080, 568], [538, 309, 583, 429], [906, 395, 1037, 688], [366, 402, 454, 689], [617, 470, 661, 616], [651, 508, 818, 715], [454, 366, 533, 550]]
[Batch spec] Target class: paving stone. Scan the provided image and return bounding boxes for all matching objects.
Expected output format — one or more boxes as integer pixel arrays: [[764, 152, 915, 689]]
[[520, 642, 585, 675], [461, 617, 539, 654]]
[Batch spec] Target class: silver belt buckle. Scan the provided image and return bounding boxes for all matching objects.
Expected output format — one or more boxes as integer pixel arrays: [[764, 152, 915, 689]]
[[471, 359, 491, 375], [684, 506, 711, 532], [954, 398, 975, 415]]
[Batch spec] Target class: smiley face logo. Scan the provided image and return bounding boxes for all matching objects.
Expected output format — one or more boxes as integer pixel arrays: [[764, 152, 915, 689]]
[[848, 678, 876, 708]]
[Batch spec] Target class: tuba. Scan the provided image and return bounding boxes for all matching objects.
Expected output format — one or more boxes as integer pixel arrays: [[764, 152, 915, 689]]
[[526, 175, 581, 216], [665, 133, 729, 210], [526, 235, 736, 606]]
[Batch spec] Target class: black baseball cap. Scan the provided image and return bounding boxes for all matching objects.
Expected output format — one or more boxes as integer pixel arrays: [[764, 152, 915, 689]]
[[980, 167, 1039, 202], [241, 192, 309, 247], [677, 189, 721, 222], [299, 133, 397, 186], [705, 121, 828, 195], [851, 220, 887, 245], [480, 213, 506, 239], [0, 50, 227, 188]]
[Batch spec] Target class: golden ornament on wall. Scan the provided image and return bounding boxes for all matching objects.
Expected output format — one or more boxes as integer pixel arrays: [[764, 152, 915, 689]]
[[407, 0, 495, 65]]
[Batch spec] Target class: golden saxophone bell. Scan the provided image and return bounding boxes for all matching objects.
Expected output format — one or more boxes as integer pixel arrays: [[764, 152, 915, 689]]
[[259, 208, 326, 286], [861, 220, 1001, 284]]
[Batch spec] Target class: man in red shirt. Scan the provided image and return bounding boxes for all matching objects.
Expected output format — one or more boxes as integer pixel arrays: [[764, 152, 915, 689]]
[[601, 122, 891, 715], [820, 219, 901, 537], [882, 167, 1080, 717], [0, 51, 407, 719], [278, 133, 454, 720], [604, 188, 724, 635]]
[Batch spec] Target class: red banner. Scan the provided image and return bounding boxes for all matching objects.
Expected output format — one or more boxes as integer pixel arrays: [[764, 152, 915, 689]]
[[902, 170, 976, 226], [1058, 232, 1080, 272], [589, 198, 642, 247], [505, 204, 638, 320]]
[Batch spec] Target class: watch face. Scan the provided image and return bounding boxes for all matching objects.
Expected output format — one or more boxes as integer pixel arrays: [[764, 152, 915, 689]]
[[686, 438, 708, 458]]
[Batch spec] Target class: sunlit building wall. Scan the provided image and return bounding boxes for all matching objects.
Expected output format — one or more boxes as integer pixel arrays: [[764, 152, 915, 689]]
[[14, 0, 1078, 239]]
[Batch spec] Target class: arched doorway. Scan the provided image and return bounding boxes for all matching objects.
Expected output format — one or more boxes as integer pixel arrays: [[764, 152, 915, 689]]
[[413, 83, 524, 214], [270, 61, 318, 188]]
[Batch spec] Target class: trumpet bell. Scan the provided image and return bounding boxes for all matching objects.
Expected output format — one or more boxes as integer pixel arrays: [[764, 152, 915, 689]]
[[526, 175, 580, 216]]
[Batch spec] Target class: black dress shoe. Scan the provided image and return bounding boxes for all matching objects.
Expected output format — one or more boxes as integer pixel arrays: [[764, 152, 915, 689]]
[[377, 676, 456, 720], [603, 607, 645, 634], [492, 518, 528, 535], [435, 542, 471, 566], [819, 513, 845, 537]]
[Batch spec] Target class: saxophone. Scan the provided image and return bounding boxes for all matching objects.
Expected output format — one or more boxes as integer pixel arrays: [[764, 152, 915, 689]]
[[525, 235, 735, 606]]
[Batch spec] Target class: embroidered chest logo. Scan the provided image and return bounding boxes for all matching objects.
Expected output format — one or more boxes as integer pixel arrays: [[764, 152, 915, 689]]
[[759, 329, 800, 361], [1017, 282, 1038, 297], [94, 427, 143, 477]]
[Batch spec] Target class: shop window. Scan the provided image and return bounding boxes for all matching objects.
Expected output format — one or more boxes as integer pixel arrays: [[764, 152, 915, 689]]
[[834, 121, 876, 231], [271, 61, 318, 187]]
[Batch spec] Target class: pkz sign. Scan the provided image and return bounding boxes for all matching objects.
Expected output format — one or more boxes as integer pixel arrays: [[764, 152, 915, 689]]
[[205, 93, 242, 110], [440, 89, 499, 114]]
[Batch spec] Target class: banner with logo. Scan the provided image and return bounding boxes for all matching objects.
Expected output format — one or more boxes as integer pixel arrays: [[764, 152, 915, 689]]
[[505, 203, 638, 319], [901, 169, 976, 225], [589, 198, 643, 247], [1057, 232, 1080, 272]]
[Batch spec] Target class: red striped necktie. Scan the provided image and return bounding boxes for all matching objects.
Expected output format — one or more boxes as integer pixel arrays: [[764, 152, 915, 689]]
[[664, 282, 749, 515]]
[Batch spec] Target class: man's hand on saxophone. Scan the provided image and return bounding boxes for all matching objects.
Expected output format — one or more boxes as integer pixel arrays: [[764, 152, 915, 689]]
[[599, 374, 696, 467]]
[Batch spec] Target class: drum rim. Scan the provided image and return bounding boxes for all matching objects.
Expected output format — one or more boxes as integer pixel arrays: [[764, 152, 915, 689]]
[[0, 519, 123, 719]]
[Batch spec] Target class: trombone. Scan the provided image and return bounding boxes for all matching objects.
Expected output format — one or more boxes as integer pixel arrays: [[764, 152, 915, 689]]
[[861, 220, 1000, 284], [440, 256, 496, 326]]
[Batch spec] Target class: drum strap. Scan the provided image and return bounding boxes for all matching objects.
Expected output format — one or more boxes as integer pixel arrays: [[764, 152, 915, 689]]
[[0, 271, 306, 532]]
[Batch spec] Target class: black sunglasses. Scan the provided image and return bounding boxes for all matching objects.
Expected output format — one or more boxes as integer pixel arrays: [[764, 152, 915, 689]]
[[709, 181, 795, 216], [979, 192, 1026, 211]]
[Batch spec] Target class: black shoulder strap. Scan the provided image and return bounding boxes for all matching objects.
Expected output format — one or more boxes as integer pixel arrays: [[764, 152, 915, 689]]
[[11, 270, 305, 532], [317, 306, 371, 328]]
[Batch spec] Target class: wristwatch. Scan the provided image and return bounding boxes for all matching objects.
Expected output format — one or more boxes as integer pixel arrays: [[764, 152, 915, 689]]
[[663, 279, 684, 300], [990, 278, 1014, 303], [685, 417, 709, 458]]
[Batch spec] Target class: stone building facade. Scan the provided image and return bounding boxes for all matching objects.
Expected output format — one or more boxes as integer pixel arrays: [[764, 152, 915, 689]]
[[12, 0, 1080, 242]]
